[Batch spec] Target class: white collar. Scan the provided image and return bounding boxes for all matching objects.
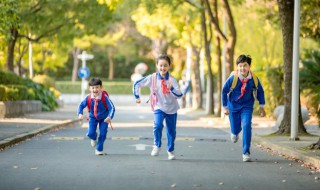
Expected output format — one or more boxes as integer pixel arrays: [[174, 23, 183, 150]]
[[238, 71, 252, 80], [91, 92, 102, 99]]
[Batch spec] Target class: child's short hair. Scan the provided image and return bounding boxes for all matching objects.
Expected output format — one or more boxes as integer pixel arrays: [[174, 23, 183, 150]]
[[236, 55, 252, 65], [89, 78, 102, 86], [157, 54, 172, 65]]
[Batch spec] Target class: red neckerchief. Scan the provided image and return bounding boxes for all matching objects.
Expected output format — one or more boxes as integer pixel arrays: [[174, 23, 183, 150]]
[[236, 70, 252, 101], [161, 78, 170, 94]]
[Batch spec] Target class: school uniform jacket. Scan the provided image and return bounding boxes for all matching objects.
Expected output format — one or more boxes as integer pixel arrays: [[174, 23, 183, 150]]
[[77, 92, 115, 120], [222, 73, 265, 112], [133, 72, 183, 114]]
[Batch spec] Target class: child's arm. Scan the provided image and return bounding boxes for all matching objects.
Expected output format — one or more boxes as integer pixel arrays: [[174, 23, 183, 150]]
[[221, 76, 233, 108], [105, 95, 115, 120], [133, 75, 152, 101], [169, 77, 183, 99], [257, 79, 266, 117], [77, 96, 88, 120]]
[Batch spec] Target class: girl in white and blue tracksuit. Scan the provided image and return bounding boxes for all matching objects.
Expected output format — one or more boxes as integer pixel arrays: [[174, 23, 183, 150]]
[[133, 56, 183, 159]]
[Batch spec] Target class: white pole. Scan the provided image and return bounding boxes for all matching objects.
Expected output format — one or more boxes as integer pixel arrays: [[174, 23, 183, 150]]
[[290, 0, 300, 141]]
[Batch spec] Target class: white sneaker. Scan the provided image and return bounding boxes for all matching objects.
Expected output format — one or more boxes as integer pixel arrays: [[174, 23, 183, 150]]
[[231, 134, 239, 143], [91, 139, 97, 147], [151, 146, 160, 156], [95, 149, 104, 155], [167, 151, 176, 160], [243, 153, 251, 162]]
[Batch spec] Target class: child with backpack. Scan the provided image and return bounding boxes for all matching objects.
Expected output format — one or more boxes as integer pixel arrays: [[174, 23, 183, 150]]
[[133, 54, 183, 160], [222, 54, 266, 162], [78, 77, 115, 155]]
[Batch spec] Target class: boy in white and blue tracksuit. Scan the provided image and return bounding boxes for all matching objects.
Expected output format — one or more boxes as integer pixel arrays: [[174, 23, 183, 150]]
[[222, 54, 266, 162], [78, 78, 115, 155], [133, 54, 183, 160]]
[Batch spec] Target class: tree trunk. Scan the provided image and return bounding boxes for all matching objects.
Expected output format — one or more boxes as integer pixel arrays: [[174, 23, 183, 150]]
[[221, 0, 237, 76], [309, 138, 320, 150], [71, 47, 81, 82], [191, 47, 203, 109], [6, 27, 18, 72], [216, 35, 222, 116], [16, 40, 28, 77], [212, 0, 222, 116], [201, 0, 214, 115], [152, 37, 168, 58], [42, 50, 48, 75], [107, 47, 114, 80], [276, 0, 307, 135]]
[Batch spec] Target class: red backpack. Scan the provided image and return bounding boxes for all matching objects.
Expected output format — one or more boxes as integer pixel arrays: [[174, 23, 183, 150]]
[[86, 90, 109, 112]]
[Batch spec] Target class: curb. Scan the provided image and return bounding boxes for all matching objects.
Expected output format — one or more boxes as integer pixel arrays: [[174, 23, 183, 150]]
[[0, 119, 79, 150], [252, 136, 320, 169]]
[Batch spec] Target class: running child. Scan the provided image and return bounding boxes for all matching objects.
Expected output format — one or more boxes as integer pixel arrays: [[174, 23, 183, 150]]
[[78, 77, 115, 155], [133, 54, 183, 160], [222, 54, 266, 162]]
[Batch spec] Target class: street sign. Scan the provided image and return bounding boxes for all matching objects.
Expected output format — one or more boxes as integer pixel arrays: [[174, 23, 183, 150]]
[[78, 67, 90, 79], [77, 51, 94, 61]]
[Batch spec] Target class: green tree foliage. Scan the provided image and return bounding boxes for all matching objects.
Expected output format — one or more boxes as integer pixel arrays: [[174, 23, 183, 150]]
[[300, 51, 320, 123]]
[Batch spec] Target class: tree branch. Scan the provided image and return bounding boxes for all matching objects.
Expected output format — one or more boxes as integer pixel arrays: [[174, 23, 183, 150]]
[[204, 0, 227, 42], [19, 23, 65, 42], [184, 0, 203, 9]]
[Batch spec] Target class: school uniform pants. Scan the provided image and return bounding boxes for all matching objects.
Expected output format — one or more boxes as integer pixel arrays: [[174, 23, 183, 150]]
[[228, 107, 253, 155], [153, 109, 177, 152], [87, 118, 109, 151]]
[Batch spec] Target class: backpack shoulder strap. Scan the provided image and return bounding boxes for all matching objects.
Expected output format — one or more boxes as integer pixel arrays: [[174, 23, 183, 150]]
[[251, 71, 259, 89], [86, 94, 91, 112], [101, 91, 109, 110], [230, 71, 238, 90], [152, 73, 157, 90]]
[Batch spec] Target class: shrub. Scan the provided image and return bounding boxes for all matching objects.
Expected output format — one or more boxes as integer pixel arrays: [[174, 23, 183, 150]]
[[33, 74, 56, 88], [0, 85, 5, 101], [0, 70, 25, 85], [0, 70, 58, 111]]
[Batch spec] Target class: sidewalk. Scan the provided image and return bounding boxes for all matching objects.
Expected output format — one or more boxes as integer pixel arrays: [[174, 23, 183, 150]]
[[0, 99, 319, 170], [181, 108, 320, 170]]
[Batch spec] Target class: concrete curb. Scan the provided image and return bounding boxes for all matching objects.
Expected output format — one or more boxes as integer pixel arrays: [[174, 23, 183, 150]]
[[0, 119, 79, 149], [252, 136, 320, 168]]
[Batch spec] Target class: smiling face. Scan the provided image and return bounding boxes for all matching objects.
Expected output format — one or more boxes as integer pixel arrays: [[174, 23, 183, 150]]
[[90, 85, 102, 97], [237, 62, 250, 77], [156, 59, 170, 76]]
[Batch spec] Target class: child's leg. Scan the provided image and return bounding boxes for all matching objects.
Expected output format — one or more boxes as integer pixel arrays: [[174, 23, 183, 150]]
[[165, 113, 177, 152], [241, 108, 253, 154], [153, 110, 165, 148], [87, 118, 98, 140], [229, 111, 242, 135], [96, 120, 108, 152]]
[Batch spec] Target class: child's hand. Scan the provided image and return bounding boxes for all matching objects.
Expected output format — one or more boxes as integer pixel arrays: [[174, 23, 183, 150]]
[[167, 83, 172, 90], [104, 117, 111, 123], [224, 108, 229, 116], [136, 99, 141, 104], [78, 114, 83, 120], [259, 107, 266, 117]]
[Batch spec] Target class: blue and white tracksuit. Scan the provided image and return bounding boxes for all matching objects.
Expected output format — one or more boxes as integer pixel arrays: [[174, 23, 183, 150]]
[[77, 92, 115, 152], [133, 72, 183, 152], [222, 72, 265, 155]]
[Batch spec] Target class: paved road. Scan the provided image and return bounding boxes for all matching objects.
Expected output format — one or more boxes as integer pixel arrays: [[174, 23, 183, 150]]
[[0, 102, 319, 190]]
